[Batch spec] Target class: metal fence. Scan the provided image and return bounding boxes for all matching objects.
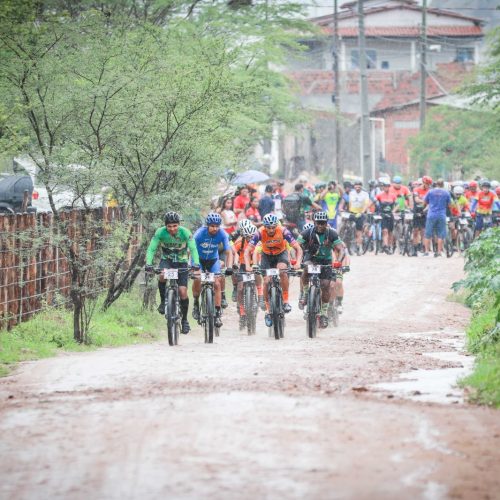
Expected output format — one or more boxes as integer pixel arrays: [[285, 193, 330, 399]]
[[0, 207, 142, 331]]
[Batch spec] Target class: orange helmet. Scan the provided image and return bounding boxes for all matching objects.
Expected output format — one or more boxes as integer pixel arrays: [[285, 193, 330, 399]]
[[422, 176, 432, 185], [469, 180, 478, 189]]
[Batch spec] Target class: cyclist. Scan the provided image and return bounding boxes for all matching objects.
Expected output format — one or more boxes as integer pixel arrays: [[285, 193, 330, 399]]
[[232, 221, 264, 328], [339, 180, 370, 255], [298, 211, 345, 328], [470, 180, 498, 237], [465, 180, 479, 201], [369, 180, 397, 254], [145, 211, 200, 334], [449, 185, 470, 246], [390, 175, 413, 212], [192, 213, 234, 328], [411, 178, 430, 255], [244, 213, 303, 327]]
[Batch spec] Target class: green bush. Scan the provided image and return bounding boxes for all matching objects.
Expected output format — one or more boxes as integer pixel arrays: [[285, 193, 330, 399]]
[[454, 227, 500, 408]]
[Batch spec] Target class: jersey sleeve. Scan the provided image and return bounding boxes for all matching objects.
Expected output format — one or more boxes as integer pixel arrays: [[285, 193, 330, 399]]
[[297, 230, 308, 245], [283, 228, 297, 245], [249, 232, 261, 246], [221, 230, 230, 251], [146, 228, 162, 265]]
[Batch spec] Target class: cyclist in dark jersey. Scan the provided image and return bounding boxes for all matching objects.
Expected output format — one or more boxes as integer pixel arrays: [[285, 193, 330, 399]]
[[298, 211, 345, 328], [145, 211, 200, 334]]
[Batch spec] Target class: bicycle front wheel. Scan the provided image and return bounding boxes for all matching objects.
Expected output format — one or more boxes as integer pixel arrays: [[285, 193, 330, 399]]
[[166, 289, 179, 346], [270, 286, 282, 340], [245, 283, 257, 336], [306, 286, 320, 339], [203, 288, 215, 344]]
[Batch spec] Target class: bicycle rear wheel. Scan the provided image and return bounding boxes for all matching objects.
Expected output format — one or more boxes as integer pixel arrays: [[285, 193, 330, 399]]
[[445, 233, 454, 258], [166, 289, 179, 346], [306, 286, 320, 338], [203, 288, 215, 344]]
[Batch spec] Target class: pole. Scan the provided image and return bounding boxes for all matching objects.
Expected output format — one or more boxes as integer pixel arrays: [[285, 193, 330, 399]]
[[419, 0, 427, 129], [358, 0, 371, 187], [333, 0, 342, 183]]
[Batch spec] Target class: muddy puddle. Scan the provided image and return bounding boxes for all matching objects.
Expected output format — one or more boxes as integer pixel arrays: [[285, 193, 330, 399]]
[[372, 331, 474, 404]]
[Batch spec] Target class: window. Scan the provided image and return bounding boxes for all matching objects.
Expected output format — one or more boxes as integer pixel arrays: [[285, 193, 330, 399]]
[[456, 47, 474, 63], [381, 60, 389, 69], [351, 49, 377, 69]]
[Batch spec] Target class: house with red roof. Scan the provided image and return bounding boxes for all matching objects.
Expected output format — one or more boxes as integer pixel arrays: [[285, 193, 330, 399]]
[[279, 0, 485, 177]]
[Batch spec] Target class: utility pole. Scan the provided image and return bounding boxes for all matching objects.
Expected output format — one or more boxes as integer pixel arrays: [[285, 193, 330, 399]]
[[333, 0, 342, 182], [419, 0, 427, 129], [358, 0, 371, 187]]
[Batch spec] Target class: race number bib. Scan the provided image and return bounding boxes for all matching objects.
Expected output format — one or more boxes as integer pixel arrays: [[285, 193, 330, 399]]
[[163, 269, 178, 280], [266, 268, 279, 277], [242, 273, 255, 282], [201, 272, 215, 283], [307, 265, 321, 274]]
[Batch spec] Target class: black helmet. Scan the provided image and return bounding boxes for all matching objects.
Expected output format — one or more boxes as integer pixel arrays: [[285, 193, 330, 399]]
[[164, 211, 180, 224], [369, 179, 376, 187], [480, 179, 491, 188], [344, 181, 353, 189]]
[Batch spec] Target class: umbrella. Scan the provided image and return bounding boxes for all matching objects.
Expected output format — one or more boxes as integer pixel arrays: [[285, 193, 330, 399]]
[[231, 170, 270, 185]]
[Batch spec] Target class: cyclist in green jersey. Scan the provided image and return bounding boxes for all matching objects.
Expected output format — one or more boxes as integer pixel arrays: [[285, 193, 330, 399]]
[[145, 211, 200, 334], [298, 211, 346, 328]]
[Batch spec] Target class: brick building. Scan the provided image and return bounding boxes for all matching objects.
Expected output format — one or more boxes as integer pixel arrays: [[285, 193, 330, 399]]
[[274, 0, 485, 179]]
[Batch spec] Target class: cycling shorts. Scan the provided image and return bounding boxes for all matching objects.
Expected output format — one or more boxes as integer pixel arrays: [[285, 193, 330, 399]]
[[413, 212, 426, 229], [354, 214, 365, 231], [200, 258, 221, 273], [381, 214, 394, 232], [260, 250, 289, 270], [159, 259, 189, 287], [475, 213, 493, 232]]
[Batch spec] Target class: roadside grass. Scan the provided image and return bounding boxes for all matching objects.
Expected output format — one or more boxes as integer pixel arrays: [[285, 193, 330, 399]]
[[459, 302, 500, 408], [0, 290, 164, 377], [446, 289, 468, 305]]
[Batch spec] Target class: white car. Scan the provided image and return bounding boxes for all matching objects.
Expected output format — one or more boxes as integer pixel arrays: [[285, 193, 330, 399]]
[[13, 157, 104, 212]]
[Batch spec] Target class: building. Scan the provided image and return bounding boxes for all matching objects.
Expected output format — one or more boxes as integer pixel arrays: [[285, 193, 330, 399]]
[[277, 0, 485, 178]]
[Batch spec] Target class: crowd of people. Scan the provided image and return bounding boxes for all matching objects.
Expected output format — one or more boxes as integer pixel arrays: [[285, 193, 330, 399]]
[[144, 173, 498, 336]]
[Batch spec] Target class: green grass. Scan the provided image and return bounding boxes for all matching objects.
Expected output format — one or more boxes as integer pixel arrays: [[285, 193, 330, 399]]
[[0, 290, 164, 376], [460, 302, 500, 408]]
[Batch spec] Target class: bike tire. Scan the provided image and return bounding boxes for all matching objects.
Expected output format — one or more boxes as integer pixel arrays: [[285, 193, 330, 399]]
[[203, 288, 215, 344], [445, 234, 454, 258], [331, 305, 339, 327], [270, 287, 281, 340], [245, 284, 257, 335], [166, 289, 178, 346], [306, 286, 319, 338]]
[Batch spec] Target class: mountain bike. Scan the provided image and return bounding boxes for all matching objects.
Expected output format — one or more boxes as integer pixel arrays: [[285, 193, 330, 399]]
[[153, 267, 190, 346], [255, 267, 301, 340], [444, 217, 455, 258], [456, 212, 473, 254], [303, 264, 333, 338], [362, 213, 383, 255], [194, 272, 222, 344], [400, 211, 415, 256], [238, 271, 259, 335], [339, 212, 358, 255]]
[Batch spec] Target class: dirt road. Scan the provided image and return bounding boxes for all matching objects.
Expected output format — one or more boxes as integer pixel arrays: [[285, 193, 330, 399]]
[[0, 255, 499, 500]]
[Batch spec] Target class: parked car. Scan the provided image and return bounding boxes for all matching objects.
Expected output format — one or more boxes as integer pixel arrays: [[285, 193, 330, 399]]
[[0, 174, 36, 214], [12, 157, 104, 212]]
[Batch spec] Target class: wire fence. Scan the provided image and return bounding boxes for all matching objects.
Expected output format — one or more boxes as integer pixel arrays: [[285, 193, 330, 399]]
[[0, 207, 143, 331]]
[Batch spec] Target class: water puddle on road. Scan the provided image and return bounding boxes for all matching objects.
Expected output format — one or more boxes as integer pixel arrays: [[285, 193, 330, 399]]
[[372, 331, 474, 405]]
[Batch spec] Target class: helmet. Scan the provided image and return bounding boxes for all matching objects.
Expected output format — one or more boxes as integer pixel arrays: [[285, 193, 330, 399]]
[[343, 181, 353, 189], [491, 180, 499, 189], [353, 180, 362, 186], [315, 182, 326, 190], [480, 180, 491, 188], [496, 186, 500, 196], [393, 175, 402, 184], [453, 186, 464, 195], [422, 176, 433, 185], [241, 222, 257, 237], [469, 180, 478, 189], [313, 211, 328, 222], [239, 219, 253, 232], [382, 179, 391, 187], [262, 213, 279, 227], [164, 211, 180, 224], [368, 179, 376, 187], [206, 212, 222, 225], [303, 222, 314, 231]]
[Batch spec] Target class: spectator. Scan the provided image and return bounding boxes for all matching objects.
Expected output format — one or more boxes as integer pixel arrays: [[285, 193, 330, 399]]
[[258, 184, 275, 218], [245, 197, 262, 225], [233, 186, 250, 219], [423, 178, 453, 257], [283, 183, 321, 231], [272, 181, 286, 220], [218, 197, 238, 234]]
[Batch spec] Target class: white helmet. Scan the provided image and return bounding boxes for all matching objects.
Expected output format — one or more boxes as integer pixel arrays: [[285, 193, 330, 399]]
[[303, 222, 314, 231], [241, 222, 257, 238], [239, 219, 253, 232], [453, 185, 464, 195], [491, 180, 499, 189]]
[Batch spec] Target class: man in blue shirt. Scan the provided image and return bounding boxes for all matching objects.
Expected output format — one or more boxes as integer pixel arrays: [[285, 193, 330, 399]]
[[423, 179, 453, 257], [192, 213, 233, 326], [258, 184, 275, 218]]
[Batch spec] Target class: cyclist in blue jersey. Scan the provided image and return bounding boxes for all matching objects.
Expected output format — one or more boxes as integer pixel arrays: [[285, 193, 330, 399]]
[[192, 213, 234, 327]]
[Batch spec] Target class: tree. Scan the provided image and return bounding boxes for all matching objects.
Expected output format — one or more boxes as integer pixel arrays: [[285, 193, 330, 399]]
[[409, 106, 500, 179], [0, 1, 313, 331]]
